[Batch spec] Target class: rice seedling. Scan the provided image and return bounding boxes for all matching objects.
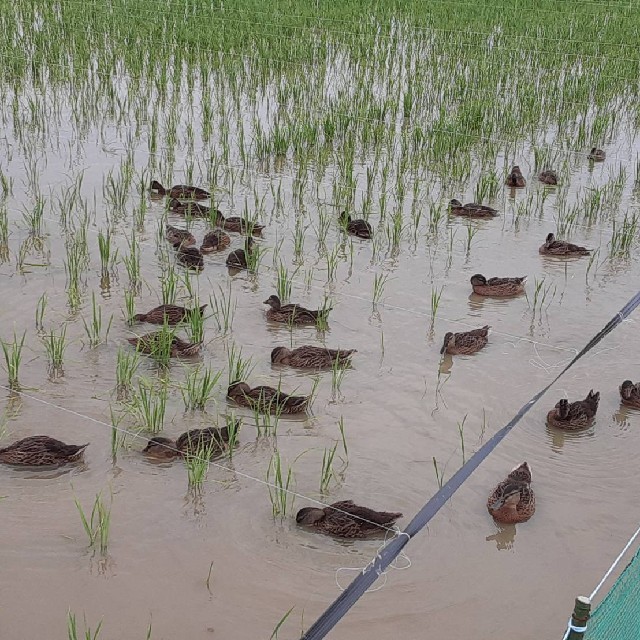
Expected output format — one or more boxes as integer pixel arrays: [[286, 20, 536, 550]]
[[276, 261, 297, 303], [464, 222, 478, 254], [123, 231, 141, 291], [186, 300, 206, 344], [528, 277, 557, 315], [337, 416, 348, 458], [319, 442, 339, 493], [330, 353, 349, 399], [209, 284, 236, 334], [109, 406, 128, 457], [128, 378, 168, 433], [457, 414, 468, 464], [115, 348, 139, 399], [1, 331, 26, 389], [432, 456, 445, 489], [43, 325, 67, 375], [35, 292, 47, 332], [74, 490, 112, 556], [0, 202, 8, 262], [135, 323, 176, 367], [123, 290, 136, 326], [315, 296, 333, 331], [160, 264, 178, 306], [266, 449, 295, 518], [223, 413, 241, 459], [21, 198, 45, 238], [82, 292, 113, 348], [65, 238, 86, 312], [205, 561, 214, 594], [325, 245, 340, 282], [181, 365, 221, 411], [97, 229, 117, 280], [372, 272, 390, 306], [474, 171, 500, 202], [429, 285, 444, 332], [226, 343, 254, 386], [185, 438, 218, 488], [609, 213, 639, 258], [270, 606, 295, 640], [293, 218, 306, 263], [67, 611, 103, 640]]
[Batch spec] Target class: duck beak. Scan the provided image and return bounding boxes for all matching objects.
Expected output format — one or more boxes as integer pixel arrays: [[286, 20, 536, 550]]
[[439, 344, 445, 354], [263, 299, 270, 304]]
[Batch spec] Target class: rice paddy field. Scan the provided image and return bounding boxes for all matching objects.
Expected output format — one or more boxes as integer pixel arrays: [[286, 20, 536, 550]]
[[2, 0, 640, 637]]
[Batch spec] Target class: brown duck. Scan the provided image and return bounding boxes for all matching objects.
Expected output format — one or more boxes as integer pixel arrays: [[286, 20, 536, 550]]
[[539, 233, 590, 256], [166, 225, 196, 247], [151, 180, 210, 200], [449, 199, 498, 218], [0, 436, 88, 466], [470, 274, 526, 297], [487, 462, 535, 524], [142, 425, 235, 459], [538, 170, 558, 185], [588, 147, 606, 162], [127, 332, 201, 357], [620, 380, 640, 409], [168, 198, 210, 217], [506, 165, 526, 187], [264, 295, 330, 325], [271, 346, 356, 369], [440, 325, 490, 355], [547, 390, 599, 430], [339, 211, 373, 239], [133, 304, 207, 325], [215, 210, 265, 235], [226, 237, 255, 269], [296, 500, 403, 538], [200, 229, 231, 253], [175, 245, 205, 271], [227, 381, 309, 414]]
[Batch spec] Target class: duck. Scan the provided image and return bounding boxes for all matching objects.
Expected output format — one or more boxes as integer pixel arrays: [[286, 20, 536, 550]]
[[449, 199, 498, 218], [440, 325, 490, 355], [486, 462, 535, 524], [227, 381, 309, 414], [151, 180, 210, 200], [588, 147, 606, 162], [132, 304, 207, 325], [263, 294, 330, 325], [175, 244, 205, 271], [168, 198, 210, 217], [200, 229, 231, 253], [226, 237, 255, 269], [547, 390, 600, 430], [538, 170, 558, 185], [142, 425, 235, 460], [271, 346, 356, 369], [0, 435, 88, 466], [166, 225, 196, 247], [127, 332, 201, 357], [539, 233, 590, 256], [339, 211, 373, 239], [620, 380, 640, 409], [296, 500, 403, 538], [470, 274, 526, 297], [215, 210, 265, 235], [505, 165, 526, 187]]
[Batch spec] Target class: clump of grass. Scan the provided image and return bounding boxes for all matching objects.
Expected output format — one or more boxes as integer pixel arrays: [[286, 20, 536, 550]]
[[115, 348, 139, 399], [209, 285, 236, 334], [319, 442, 339, 493], [315, 296, 332, 331], [266, 449, 295, 518], [128, 378, 168, 433], [223, 413, 241, 459], [97, 229, 117, 280], [67, 611, 103, 640], [276, 261, 297, 302], [372, 272, 390, 306], [160, 264, 178, 305], [609, 213, 639, 258], [43, 325, 68, 375], [181, 365, 221, 411], [185, 439, 218, 488], [124, 290, 136, 326], [74, 490, 112, 556], [226, 343, 254, 385], [186, 300, 206, 344], [1, 331, 26, 389], [330, 353, 348, 399], [528, 277, 556, 315], [82, 292, 113, 348]]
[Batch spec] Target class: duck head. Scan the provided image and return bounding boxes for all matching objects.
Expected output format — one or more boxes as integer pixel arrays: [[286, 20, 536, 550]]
[[271, 346, 292, 364], [440, 332, 454, 354], [143, 436, 179, 459], [296, 507, 325, 525], [470, 274, 487, 286], [263, 295, 282, 309]]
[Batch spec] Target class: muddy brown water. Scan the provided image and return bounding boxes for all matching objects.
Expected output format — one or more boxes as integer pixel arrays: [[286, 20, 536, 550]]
[[1, 111, 640, 638]]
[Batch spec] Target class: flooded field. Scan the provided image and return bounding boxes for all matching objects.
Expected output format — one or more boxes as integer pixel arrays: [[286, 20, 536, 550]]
[[1, 1, 640, 638]]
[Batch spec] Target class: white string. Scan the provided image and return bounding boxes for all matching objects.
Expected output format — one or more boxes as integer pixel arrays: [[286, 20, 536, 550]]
[[0, 383, 402, 535]]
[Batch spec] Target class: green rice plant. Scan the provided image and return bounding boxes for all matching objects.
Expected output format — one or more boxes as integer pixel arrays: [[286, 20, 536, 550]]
[[109, 406, 128, 457], [337, 416, 348, 458], [428, 202, 444, 234], [372, 272, 390, 306], [129, 378, 168, 433], [74, 490, 112, 555], [160, 264, 178, 305], [325, 245, 340, 282], [181, 365, 221, 411], [293, 218, 306, 263], [609, 213, 639, 258], [330, 352, 348, 398], [386, 210, 404, 252], [186, 300, 206, 344], [226, 343, 254, 386], [82, 292, 113, 348], [269, 606, 295, 640], [67, 611, 103, 640], [319, 442, 339, 493], [245, 238, 265, 273], [133, 323, 176, 367], [315, 296, 332, 331], [0, 202, 8, 262], [432, 456, 445, 489], [123, 231, 141, 291], [276, 261, 298, 303], [457, 414, 468, 464], [429, 285, 444, 332], [132, 198, 148, 231], [35, 292, 47, 332], [266, 449, 295, 518], [1, 331, 26, 389], [185, 438, 217, 488], [464, 222, 478, 254], [209, 284, 236, 334], [528, 277, 556, 314], [43, 325, 67, 374], [205, 561, 214, 594], [223, 413, 241, 459], [115, 347, 139, 399], [97, 229, 116, 279], [21, 197, 45, 237], [65, 238, 85, 312], [124, 290, 136, 326], [474, 171, 500, 202]]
